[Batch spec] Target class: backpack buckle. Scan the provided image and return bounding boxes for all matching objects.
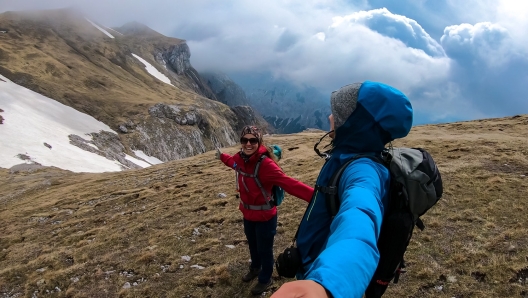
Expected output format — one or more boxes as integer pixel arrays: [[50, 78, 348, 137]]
[[316, 185, 337, 195]]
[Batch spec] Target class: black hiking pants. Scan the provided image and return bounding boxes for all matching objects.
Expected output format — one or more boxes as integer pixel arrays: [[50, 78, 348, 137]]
[[243, 214, 277, 284]]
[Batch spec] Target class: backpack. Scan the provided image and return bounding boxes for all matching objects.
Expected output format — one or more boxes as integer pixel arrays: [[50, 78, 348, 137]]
[[235, 145, 285, 209], [322, 147, 443, 298]]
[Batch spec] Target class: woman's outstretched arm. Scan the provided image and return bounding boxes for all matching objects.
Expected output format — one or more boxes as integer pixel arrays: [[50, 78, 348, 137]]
[[259, 159, 314, 202]]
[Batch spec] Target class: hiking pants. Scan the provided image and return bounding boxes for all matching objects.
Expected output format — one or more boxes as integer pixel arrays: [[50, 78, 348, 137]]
[[243, 214, 277, 283]]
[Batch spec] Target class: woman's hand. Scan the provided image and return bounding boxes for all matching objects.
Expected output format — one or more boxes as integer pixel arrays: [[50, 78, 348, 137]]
[[271, 280, 331, 298]]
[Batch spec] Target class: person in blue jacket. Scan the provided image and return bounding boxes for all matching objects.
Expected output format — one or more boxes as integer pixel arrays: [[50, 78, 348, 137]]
[[271, 81, 413, 298]]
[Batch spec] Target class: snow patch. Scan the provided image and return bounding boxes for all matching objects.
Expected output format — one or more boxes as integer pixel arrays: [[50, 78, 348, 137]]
[[87, 143, 99, 150], [132, 54, 174, 86], [124, 154, 151, 168], [104, 26, 124, 36], [133, 150, 163, 165], [0, 74, 124, 173], [85, 18, 114, 39]]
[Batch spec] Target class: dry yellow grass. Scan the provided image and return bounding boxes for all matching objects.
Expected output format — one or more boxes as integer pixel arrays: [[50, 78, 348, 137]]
[[1, 115, 528, 297]]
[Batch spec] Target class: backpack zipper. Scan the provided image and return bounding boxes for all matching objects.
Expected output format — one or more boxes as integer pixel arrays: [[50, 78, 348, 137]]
[[306, 189, 318, 221]]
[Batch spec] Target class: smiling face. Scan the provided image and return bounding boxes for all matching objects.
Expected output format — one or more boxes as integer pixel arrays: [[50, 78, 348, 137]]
[[240, 133, 259, 155]]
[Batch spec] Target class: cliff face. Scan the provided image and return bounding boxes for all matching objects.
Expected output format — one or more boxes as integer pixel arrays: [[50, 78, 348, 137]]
[[129, 102, 239, 161], [230, 105, 272, 133], [154, 43, 217, 101], [116, 21, 218, 101], [200, 72, 273, 133], [200, 72, 249, 107], [0, 9, 264, 169]]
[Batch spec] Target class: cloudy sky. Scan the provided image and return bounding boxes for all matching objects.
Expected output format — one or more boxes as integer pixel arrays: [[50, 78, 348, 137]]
[[1, 0, 527, 124]]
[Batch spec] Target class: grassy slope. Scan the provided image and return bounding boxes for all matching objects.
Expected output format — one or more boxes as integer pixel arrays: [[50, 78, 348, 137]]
[[1, 115, 528, 298]]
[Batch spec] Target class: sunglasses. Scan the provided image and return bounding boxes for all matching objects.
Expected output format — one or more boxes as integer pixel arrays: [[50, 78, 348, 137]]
[[240, 137, 259, 145]]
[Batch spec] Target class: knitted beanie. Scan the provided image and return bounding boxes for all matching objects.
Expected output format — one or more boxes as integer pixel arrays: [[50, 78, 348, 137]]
[[240, 125, 262, 145], [330, 82, 362, 130]]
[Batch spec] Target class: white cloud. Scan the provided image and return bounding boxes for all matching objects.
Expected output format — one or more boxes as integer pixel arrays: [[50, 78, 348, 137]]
[[496, 0, 528, 46], [440, 22, 528, 118], [331, 8, 445, 57], [441, 22, 511, 65], [314, 32, 326, 41]]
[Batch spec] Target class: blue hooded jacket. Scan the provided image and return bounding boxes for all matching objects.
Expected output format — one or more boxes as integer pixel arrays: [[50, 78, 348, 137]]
[[296, 81, 413, 298]]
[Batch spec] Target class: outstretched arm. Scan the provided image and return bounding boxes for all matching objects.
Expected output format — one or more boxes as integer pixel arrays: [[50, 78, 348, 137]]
[[303, 159, 389, 298], [258, 159, 314, 202], [219, 151, 236, 169]]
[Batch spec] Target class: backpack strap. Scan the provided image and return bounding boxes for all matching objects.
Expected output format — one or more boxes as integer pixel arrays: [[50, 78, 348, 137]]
[[236, 155, 274, 210], [317, 154, 385, 217], [240, 201, 273, 210]]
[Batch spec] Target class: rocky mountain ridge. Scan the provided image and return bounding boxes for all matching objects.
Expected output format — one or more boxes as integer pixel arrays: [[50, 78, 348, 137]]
[[0, 8, 268, 170], [229, 72, 331, 132]]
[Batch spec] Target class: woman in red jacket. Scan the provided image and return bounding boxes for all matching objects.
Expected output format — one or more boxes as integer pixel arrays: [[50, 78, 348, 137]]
[[216, 125, 314, 295]]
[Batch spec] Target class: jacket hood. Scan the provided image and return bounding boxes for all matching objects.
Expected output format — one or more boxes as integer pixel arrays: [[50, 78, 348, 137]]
[[331, 81, 413, 154]]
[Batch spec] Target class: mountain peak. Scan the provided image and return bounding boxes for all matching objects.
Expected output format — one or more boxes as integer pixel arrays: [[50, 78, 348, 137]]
[[116, 21, 160, 36]]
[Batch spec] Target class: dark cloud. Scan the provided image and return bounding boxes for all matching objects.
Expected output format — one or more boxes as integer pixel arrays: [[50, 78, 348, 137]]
[[441, 22, 528, 117], [274, 30, 300, 52], [171, 23, 222, 42]]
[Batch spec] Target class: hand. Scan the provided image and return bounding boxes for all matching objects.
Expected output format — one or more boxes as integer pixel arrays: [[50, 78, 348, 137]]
[[271, 280, 331, 298], [215, 148, 222, 160]]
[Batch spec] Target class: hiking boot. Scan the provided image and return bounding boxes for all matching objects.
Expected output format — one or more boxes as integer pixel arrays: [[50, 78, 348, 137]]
[[242, 267, 261, 282], [251, 279, 273, 295]]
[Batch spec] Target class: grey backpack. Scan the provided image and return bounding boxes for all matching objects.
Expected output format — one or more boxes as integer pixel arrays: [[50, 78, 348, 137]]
[[322, 147, 443, 298]]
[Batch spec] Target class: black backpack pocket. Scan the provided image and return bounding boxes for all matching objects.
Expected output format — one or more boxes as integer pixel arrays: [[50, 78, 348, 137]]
[[275, 247, 302, 278], [365, 211, 414, 298]]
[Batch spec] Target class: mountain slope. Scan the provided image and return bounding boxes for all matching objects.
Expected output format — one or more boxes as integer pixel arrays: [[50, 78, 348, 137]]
[[1, 115, 527, 297], [0, 74, 163, 171], [0, 9, 265, 168]]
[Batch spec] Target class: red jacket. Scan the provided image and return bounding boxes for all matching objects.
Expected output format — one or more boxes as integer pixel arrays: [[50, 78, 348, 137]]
[[220, 146, 314, 221]]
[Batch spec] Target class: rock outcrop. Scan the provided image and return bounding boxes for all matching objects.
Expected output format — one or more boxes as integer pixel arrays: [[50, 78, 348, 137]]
[[231, 106, 272, 133], [164, 43, 191, 75], [154, 43, 217, 101], [69, 132, 142, 170]]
